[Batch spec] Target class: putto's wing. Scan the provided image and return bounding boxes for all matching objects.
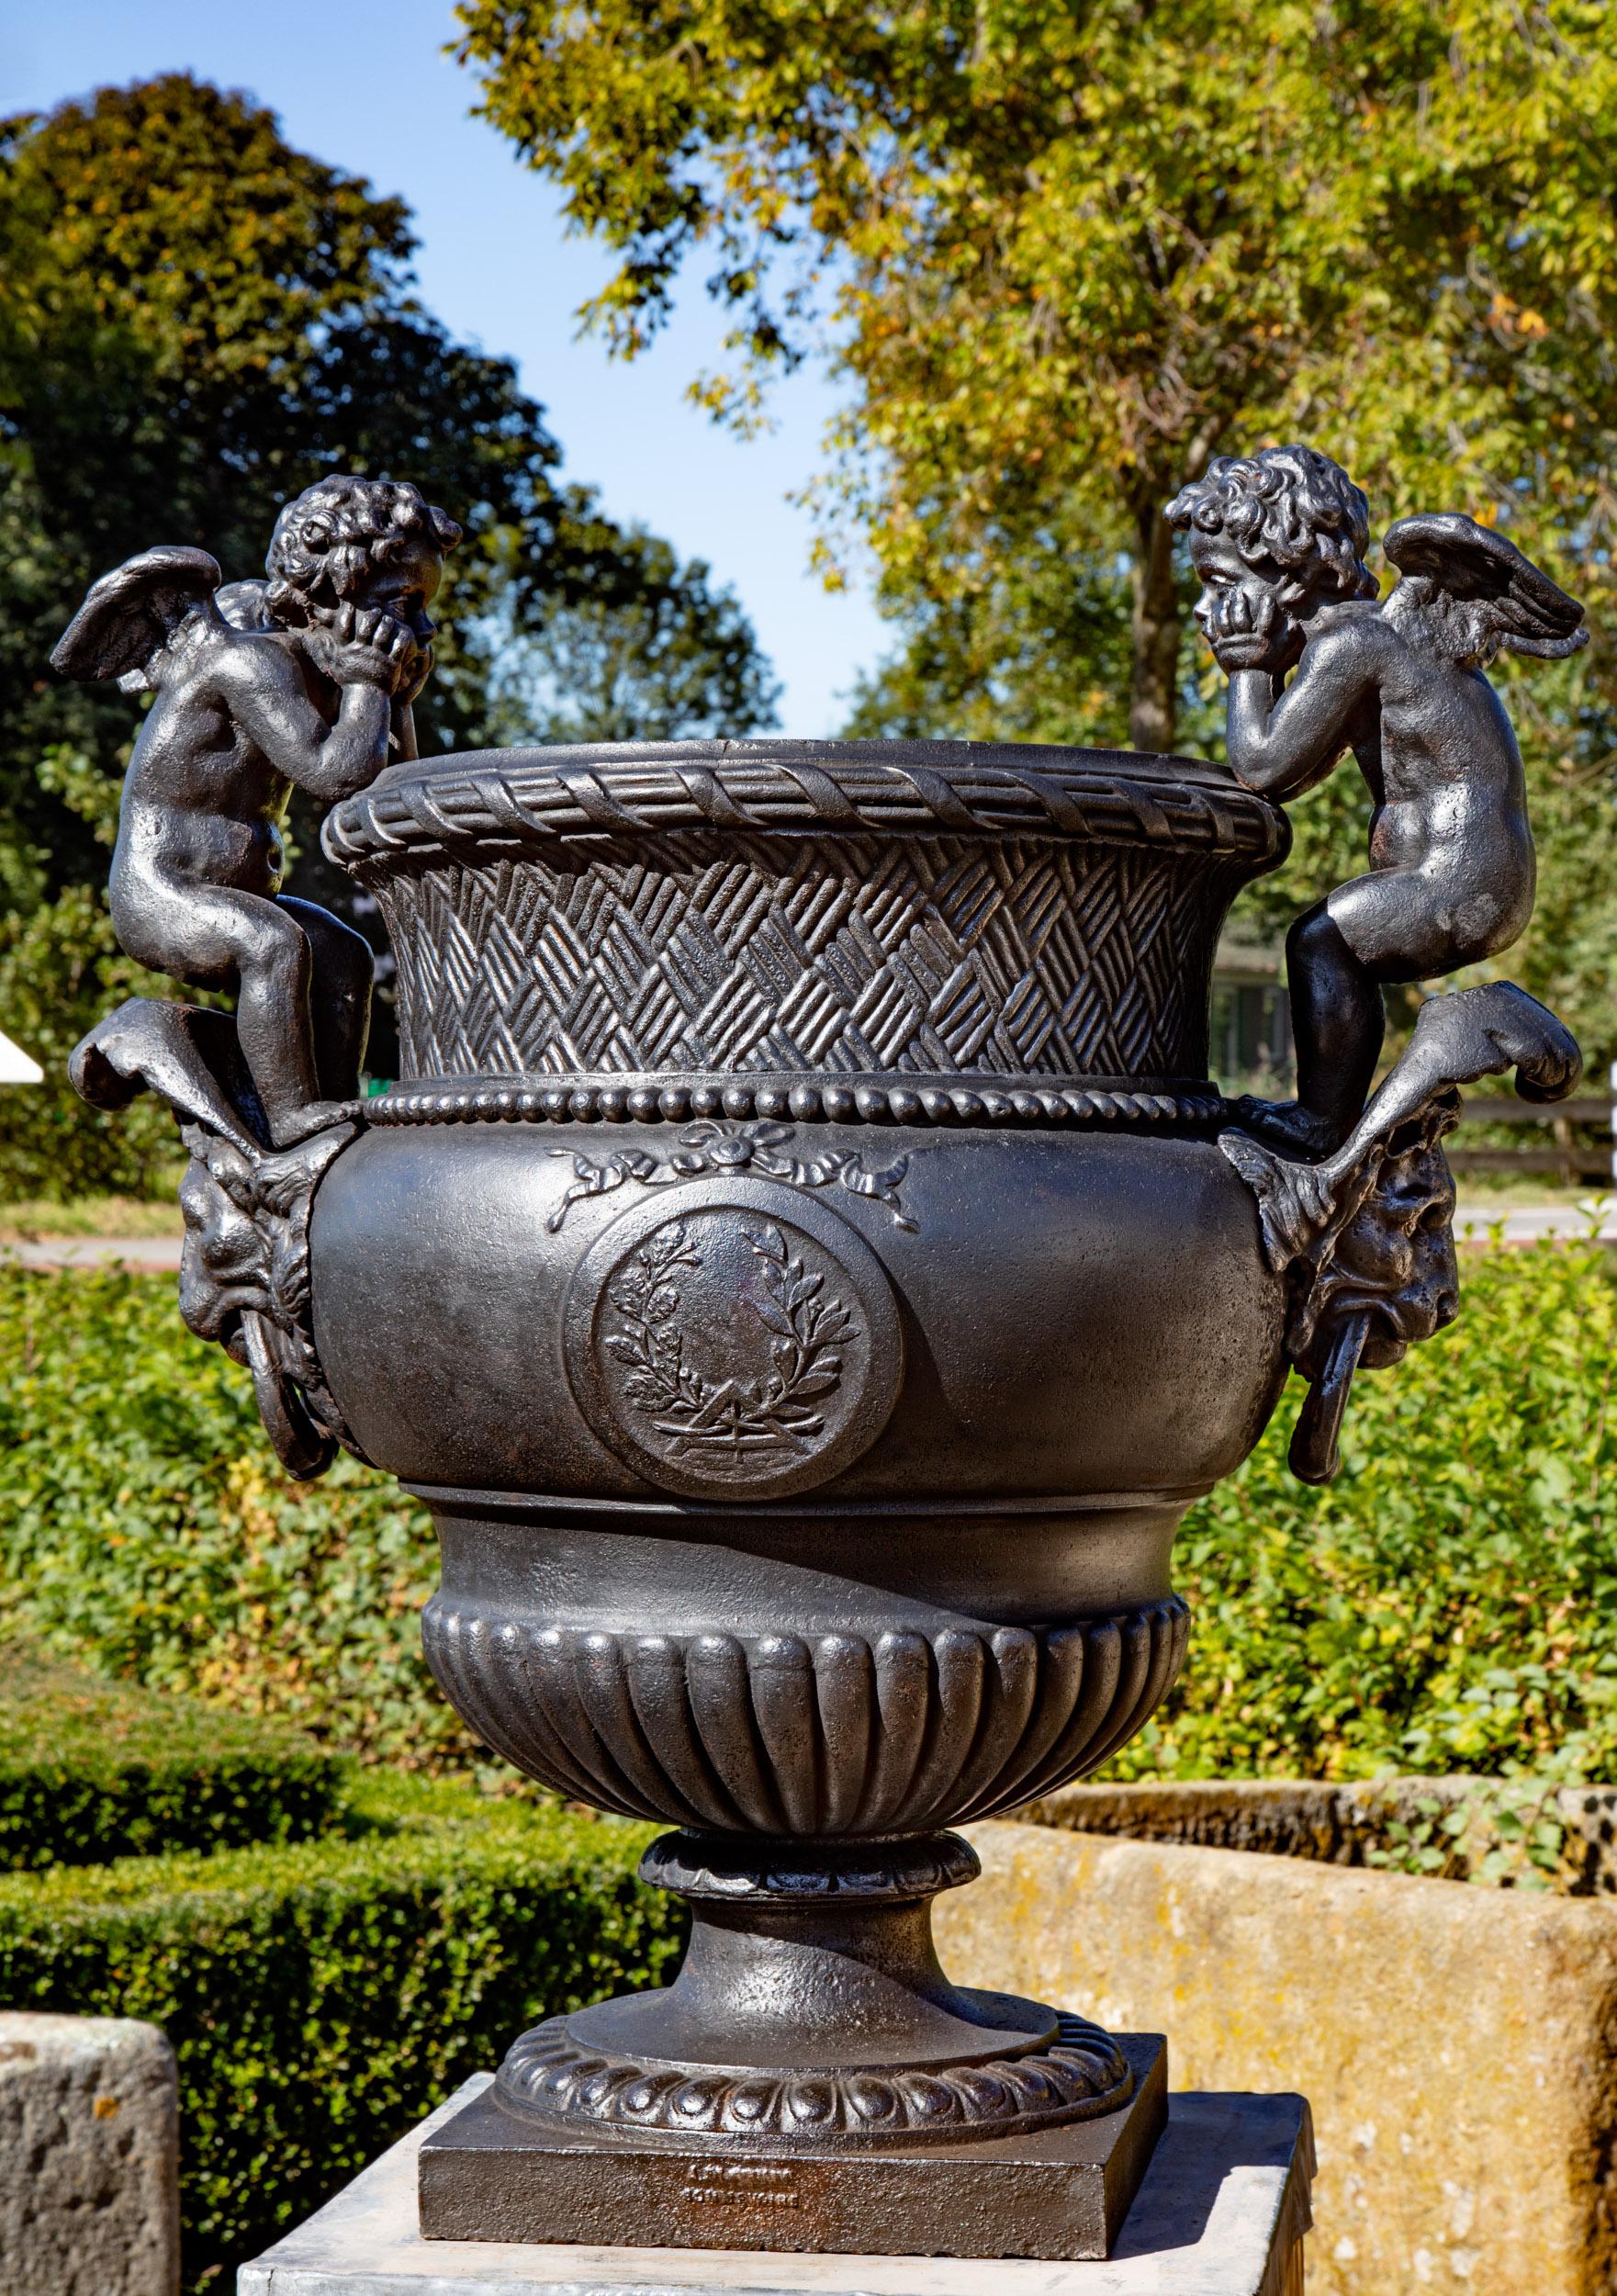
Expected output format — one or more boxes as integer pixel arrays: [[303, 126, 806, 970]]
[[51, 546, 224, 693], [1384, 514, 1587, 661], [213, 577, 275, 632]]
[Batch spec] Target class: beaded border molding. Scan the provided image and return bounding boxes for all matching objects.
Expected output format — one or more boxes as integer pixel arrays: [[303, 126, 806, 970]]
[[367, 1074, 1233, 1131], [324, 737, 1287, 871]]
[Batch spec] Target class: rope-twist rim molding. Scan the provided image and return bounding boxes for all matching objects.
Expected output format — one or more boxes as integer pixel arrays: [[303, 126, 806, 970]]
[[324, 737, 1288, 872]]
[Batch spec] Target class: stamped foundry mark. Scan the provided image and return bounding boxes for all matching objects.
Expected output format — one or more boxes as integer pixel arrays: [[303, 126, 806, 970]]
[[681, 2165, 802, 2210]]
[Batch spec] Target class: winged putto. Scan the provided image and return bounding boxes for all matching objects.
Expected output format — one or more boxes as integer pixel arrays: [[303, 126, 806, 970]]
[[1171, 445, 1588, 1479], [50, 476, 461, 1477], [1168, 445, 1585, 1160], [52, 476, 460, 1144]]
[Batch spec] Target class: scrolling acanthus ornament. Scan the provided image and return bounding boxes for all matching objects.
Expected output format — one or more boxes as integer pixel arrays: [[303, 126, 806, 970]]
[[547, 1120, 915, 1233]]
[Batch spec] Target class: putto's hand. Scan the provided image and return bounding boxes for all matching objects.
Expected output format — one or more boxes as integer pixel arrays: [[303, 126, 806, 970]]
[[1201, 582, 1301, 674], [323, 603, 421, 696]]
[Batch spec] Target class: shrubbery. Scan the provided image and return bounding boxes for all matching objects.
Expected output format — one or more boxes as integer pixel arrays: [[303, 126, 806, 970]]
[[1, 1238, 1614, 1780], [0, 885, 183, 1200], [0, 1265, 461, 1765], [0, 1773, 677, 2289], [1112, 1226, 1617, 1782], [0, 1640, 345, 1869]]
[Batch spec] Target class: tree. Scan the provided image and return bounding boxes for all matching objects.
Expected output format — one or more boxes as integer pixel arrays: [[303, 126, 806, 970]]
[[455, 0, 1617, 750], [0, 74, 779, 896], [455, 0, 1617, 1064], [0, 78, 779, 1180]]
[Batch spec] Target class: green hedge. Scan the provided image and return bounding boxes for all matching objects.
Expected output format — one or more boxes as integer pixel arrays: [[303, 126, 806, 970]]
[[0, 1773, 679, 2290], [2, 1237, 1615, 1780], [1112, 1224, 1617, 1782], [0, 1641, 345, 1869], [0, 1264, 462, 1765]]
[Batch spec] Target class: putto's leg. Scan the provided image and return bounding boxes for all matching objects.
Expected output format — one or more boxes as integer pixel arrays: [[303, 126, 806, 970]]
[[1232, 900, 1383, 1155], [277, 896, 374, 1100], [164, 885, 338, 1146], [1285, 900, 1385, 1147]]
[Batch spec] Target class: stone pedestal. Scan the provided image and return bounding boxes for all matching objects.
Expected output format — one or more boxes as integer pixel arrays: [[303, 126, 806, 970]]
[[0, 2011, 180, 2296], [237, 2077, 1313, 2296]]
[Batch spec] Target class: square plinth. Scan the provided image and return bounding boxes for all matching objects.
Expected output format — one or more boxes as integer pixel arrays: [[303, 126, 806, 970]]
[[418, 2038, 1166, 2262], [237, 2076, 1314, 2296]]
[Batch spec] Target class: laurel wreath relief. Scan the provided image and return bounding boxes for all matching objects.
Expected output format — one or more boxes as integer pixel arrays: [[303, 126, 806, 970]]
[[602, 1219, 854, 1459]]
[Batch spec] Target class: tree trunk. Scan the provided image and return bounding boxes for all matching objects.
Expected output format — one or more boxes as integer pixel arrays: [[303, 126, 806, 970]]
[[1129, 499, 1181, 753]]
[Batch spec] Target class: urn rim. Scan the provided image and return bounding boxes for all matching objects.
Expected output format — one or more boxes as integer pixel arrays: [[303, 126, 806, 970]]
[[323, 734, 1288, 873]]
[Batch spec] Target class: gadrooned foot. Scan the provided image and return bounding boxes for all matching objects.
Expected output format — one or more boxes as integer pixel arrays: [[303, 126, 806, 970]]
[[491, 1829, 1134, 2153]]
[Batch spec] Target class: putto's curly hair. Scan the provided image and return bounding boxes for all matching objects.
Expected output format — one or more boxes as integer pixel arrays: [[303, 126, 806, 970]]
[[1165, 446, 1376, 605], [264, 476, 462, 627]]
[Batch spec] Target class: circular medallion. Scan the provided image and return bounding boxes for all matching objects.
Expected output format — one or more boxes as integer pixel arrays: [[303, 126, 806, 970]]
[[563, 1176, 904, 1501]]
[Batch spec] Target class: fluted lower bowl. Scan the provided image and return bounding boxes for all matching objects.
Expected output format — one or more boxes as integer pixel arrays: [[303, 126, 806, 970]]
[[423, 1600, 1190, 1834]]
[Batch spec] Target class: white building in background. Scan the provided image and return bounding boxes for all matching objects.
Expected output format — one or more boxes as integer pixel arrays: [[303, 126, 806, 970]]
[[0, 1030, 42, 1085]]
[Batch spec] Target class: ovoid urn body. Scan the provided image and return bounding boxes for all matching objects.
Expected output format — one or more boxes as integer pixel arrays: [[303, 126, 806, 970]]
[[309, 737, 1289, 2170]]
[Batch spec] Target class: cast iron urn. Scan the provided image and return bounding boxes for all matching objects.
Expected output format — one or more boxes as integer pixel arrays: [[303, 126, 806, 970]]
[[317, 732, 1286, 2253], [57, 454, 1589, 2261]]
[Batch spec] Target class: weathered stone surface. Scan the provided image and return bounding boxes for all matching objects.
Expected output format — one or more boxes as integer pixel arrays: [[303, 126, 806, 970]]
[[943, 1820, 1617, 2296], [0, 2012, 179, 2296], [1025, 1776, 1617, 1892], [240, 2075, 1313, 2293]]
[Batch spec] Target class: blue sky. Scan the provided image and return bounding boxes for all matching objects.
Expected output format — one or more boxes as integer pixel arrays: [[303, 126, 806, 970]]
[[3, 2, 889, 734]]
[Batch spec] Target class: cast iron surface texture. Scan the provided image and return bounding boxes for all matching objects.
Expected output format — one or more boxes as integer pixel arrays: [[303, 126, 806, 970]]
[[55, 473, 1589, 2266], [1168, 447, 1588, 1159], [313, 738, 1284, 2243], [323, 738, 1284, 1095], [418, 2038, 1168, 2259]]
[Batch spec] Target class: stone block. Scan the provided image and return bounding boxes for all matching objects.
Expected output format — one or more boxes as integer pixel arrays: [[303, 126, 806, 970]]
[[0, 2011, 179, 2296], [941, 1820, 1617, 2296], [1026, 1775, 1617, 1891]]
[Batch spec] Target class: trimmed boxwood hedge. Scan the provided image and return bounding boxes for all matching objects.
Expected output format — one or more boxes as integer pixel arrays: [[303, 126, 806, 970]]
[[0, 1640, 346, 1868], [0, 1773, 680, 2291]]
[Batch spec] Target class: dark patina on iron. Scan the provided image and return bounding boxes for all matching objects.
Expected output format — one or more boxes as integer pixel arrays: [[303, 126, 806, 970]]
[[54, 455, 1584, 2257]]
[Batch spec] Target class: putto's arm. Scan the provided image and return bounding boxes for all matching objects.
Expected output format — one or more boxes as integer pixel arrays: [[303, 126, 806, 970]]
[[1224, 625, 1377, 798], [220, 640, 398, 804]]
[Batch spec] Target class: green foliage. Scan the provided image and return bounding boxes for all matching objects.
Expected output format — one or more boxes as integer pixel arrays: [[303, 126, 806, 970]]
[[0, 74, 778, 1134], [0, 884, 184, 1198], [456, 0, 1617, 1006], [1359, 1780, 1572, 1889], [0, 1265, 461, 1765], [1114, 1231, 1617, 1783], [0, 1640, 345, 1871], [485, 515, 779, 745], [0, 76, 775, 861], [0, 1773, 678, 2290]]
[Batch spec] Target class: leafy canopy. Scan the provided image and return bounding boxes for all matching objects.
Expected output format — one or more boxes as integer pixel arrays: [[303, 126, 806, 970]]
[[0, 73, 779, 894], [455, 1, 1617, 1052], [0, 77, 779, 1159], [452, 0, 1617, 736]]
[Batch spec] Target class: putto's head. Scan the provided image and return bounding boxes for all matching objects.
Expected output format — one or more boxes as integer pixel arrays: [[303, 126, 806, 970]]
[[1166, 446, 1376, 614], [264, 476, 462, 642]]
